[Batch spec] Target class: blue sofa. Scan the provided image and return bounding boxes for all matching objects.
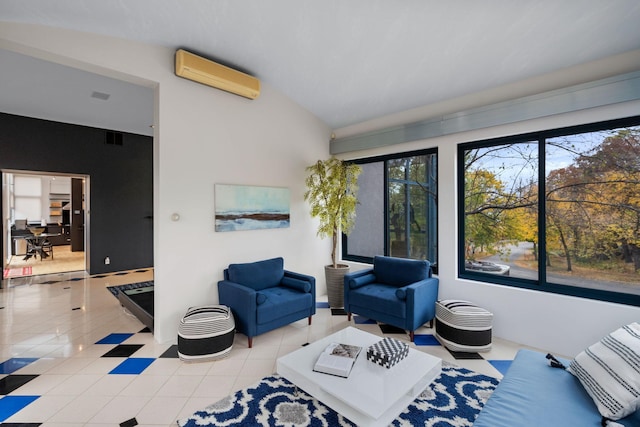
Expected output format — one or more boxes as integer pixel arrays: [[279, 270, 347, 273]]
[[343, 256, 439, 341], [218, 257, 316, 348], [474, 349, 640, 426]]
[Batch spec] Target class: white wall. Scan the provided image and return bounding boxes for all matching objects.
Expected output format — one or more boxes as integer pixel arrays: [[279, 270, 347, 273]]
[[0, 23, 332, 343], [340, 95, 640, 358]]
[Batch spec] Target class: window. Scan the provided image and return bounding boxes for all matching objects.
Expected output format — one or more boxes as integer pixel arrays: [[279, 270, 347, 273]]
[[344, 149, 438, 271], [13, 175, 42, 223], [458, 116, 640, 306]]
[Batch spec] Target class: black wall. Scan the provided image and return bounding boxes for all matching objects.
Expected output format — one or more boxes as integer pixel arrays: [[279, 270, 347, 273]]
[[0, 113, 153, 274]]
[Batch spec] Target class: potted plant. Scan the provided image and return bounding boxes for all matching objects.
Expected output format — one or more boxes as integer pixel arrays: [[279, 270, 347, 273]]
[[304, 157, 361, 308]]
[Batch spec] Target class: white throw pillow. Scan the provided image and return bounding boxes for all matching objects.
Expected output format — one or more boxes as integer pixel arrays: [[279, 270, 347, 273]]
[[568, 322, 640, 421]]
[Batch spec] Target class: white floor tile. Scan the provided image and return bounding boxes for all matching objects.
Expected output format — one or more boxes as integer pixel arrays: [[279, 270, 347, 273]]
[[155, 374, 203, 397], [48, 356, 95, 374], [83, 373, 136, 395], [207, 357, 245, 375], [47, 373, 103, 395], [238, 357, 276, 378], [192, 374, 236, 398], [47, 394, 115, 423], [120, 374, 171, 396], [174, 359, 215, 376], [136, 395, 189, 425], [89, 395, 150, 423]]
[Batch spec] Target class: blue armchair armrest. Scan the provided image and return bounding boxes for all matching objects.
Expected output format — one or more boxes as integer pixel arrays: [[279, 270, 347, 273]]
[[401, 277, 439, 330], [282, 270, 316, 316], [218, 279, 258, 338], [282, 270, 315, 291]]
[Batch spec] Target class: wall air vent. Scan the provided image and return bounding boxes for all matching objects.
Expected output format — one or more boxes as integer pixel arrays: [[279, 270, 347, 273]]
[[105, 131, 123, 146], [175, 49, 260, 100], [91, 91, 111, 100]]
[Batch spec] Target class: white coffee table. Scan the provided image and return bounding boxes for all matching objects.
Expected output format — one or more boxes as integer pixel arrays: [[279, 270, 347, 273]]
[[276, 326, 441, 427]]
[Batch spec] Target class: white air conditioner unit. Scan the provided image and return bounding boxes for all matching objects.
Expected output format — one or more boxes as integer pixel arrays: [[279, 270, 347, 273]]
[[175, 49, 260, 100]]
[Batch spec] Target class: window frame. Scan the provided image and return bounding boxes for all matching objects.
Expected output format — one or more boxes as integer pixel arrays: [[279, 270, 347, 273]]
[[457, 115, 640, 307], [342, 147, 438, 273]]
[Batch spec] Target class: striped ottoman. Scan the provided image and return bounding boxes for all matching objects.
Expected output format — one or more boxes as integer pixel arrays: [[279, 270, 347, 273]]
[[178, 305, 235, 362], [435, 300, 492, 352]]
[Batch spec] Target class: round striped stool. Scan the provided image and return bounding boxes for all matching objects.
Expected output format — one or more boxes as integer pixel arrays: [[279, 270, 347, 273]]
[[435, 299, 493, 352], [178, 305, 235, 362]]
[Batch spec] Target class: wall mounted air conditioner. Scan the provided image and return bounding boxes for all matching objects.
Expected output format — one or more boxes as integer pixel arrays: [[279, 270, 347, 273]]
[[175, 49, 260, 100]]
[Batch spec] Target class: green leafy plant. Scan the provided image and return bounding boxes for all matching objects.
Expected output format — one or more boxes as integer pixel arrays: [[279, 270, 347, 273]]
[[304, 157, 362, 268]]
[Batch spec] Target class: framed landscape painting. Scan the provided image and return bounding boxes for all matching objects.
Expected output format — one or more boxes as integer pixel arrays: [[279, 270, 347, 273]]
[[215, 184, 290, 232]]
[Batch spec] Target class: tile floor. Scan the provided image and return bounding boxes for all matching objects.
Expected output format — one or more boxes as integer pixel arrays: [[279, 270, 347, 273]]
[[0, 269, 537, 426]]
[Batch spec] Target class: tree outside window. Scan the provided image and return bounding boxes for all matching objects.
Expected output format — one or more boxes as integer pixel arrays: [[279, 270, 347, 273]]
[[460, 119, 640, 304]]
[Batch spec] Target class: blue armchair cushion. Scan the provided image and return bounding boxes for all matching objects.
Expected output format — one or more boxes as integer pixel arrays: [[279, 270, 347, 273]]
[[227, 257, 284, 291], [257, 287, 313, 325], [281, 276, 311, 293], [395, 287, 407, 300], [348, 284, 406, 318], [373, 255, 429, 287]]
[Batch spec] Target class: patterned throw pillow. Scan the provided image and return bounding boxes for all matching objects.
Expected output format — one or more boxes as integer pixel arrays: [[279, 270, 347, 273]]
[[568, 322, 640, 421]]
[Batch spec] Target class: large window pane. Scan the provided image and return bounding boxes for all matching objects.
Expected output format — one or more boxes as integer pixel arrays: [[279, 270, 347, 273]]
[[546, 127, 640, 296], [462, 142, 539, 279], [459, 117, 640, 306], [388, 155, 437, 262], [344, 149, 438, 269]]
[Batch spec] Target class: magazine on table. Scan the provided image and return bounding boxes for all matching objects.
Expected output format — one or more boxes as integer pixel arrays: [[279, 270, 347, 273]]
[[313, 342, 362, 378]]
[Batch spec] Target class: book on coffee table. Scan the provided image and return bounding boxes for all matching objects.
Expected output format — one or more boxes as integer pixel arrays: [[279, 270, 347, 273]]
[[313, 342, 362, 378]]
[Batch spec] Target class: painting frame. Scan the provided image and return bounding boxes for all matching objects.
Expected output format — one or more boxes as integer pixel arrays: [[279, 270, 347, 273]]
[[214, 184, 290, 232]]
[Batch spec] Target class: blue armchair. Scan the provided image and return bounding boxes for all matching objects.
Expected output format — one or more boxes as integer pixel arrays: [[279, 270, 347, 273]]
[[344, 256, 439, 342], [218, 257, 316, 348]]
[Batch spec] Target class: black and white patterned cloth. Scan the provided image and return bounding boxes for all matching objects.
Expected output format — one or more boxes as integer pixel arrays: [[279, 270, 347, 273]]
[[568, 322, 640, 422]]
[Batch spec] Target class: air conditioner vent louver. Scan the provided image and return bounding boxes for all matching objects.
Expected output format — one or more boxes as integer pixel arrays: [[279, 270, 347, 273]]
[[175, 49, 260, 100]]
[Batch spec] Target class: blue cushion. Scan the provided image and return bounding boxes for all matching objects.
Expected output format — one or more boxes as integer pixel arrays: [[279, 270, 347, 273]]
[[373, 256, 429, 287], [227, 257, 284, 291], [395, 287, 406, 300], [347, 273, 376, 289], [257, 287, 312, 324], [348, 284, 406, 318], [474, 349, 640, 427], [256, 292, 267, 305], [281, 276, 311, 293]]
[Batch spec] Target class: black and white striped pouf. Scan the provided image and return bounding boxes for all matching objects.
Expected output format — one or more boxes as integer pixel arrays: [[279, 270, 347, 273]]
[[178, 305, 235, 362], [435, 299, 493, 352]]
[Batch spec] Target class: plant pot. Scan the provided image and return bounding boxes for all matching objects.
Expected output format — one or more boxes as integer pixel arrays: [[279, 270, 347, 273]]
[[325, 264, 350, 308]]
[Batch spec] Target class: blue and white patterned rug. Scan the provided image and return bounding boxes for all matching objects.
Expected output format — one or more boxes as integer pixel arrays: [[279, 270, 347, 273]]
[[178, 363, 499, 426]]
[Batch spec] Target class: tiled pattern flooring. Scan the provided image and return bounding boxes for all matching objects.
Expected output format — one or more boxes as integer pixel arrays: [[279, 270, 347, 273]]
[[1, 269, 531, 426]]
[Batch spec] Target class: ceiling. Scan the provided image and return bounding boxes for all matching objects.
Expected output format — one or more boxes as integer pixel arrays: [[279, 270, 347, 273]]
[[1, 0, 640, 137]]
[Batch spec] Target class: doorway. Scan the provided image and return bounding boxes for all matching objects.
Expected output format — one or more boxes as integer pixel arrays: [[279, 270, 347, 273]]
[[2, 170, 88, 278]]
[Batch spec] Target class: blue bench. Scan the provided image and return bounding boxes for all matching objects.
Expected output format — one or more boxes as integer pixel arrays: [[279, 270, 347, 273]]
[[474, 349, 640, 426]]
